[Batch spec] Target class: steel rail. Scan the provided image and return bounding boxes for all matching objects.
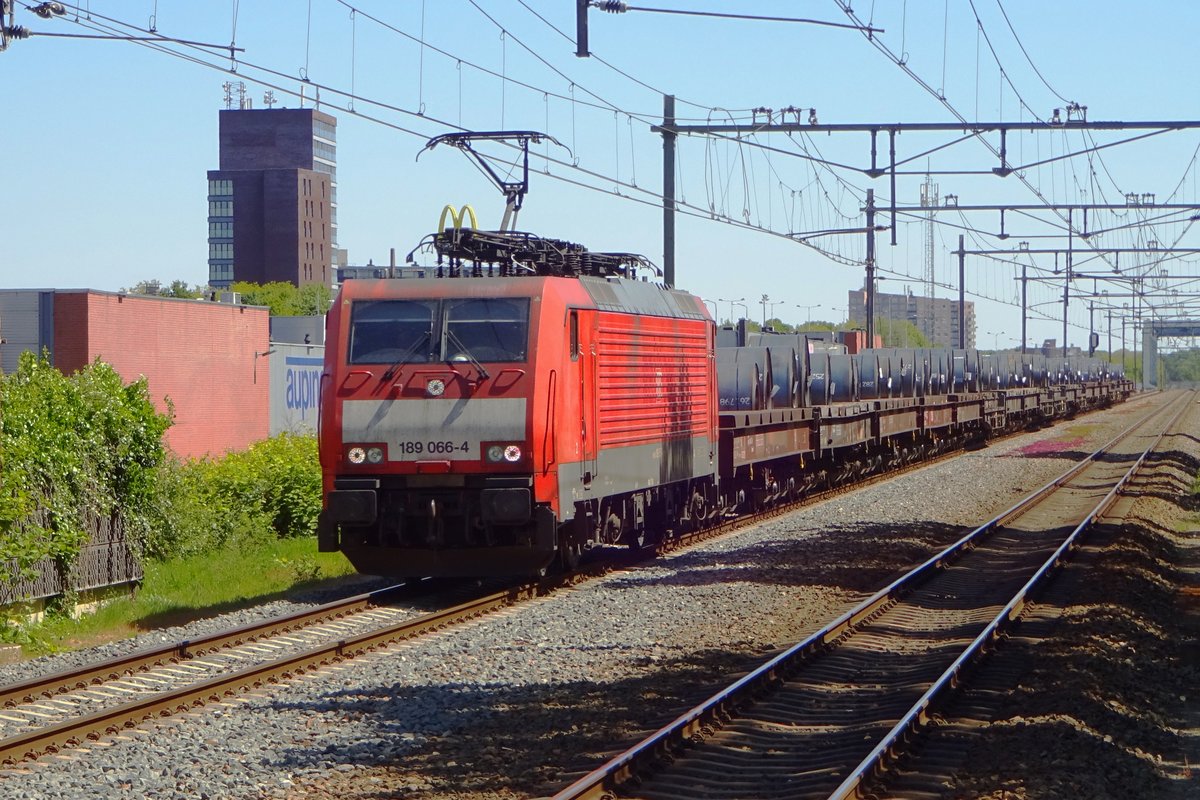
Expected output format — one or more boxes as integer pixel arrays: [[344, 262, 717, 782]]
[[550, 391, 1187, 800], [0, 388, 1133, 766], [0, 582, 545, 764], [828, 389, 1196, 799], [0, 582, 419, 709], [0, 438, 972, 764]]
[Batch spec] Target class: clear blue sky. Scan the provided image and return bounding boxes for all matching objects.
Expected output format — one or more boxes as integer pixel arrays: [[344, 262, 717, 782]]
[[3, 1, 1198, 350]]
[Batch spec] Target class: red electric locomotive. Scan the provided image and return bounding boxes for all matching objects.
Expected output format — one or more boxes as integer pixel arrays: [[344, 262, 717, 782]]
[[317, 228, 718, 577]]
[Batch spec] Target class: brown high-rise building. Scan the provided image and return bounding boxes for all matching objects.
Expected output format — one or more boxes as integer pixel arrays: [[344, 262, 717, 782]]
[[206, 107, 337, 288]]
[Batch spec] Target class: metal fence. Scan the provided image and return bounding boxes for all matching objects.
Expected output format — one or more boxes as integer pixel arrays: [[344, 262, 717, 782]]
[[0, 510, 142, 607]]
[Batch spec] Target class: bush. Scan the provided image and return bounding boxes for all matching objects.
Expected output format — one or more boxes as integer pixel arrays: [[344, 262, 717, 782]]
[[215, 432, 322, 539], [1, 352, 322, 579], [145, 432, 321, 560], [142, 456, 273, 559], [0, 352, 171, 584]]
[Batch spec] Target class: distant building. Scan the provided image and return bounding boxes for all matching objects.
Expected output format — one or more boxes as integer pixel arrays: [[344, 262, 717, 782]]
[[848, 285, 976, 348], [207, 107, 338, 289], [0, 289, 269, 458]]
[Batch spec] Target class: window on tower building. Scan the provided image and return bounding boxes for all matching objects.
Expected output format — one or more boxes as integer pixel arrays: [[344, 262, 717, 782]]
[[313, 119, 336, 142], [312, 140, 336, 161]]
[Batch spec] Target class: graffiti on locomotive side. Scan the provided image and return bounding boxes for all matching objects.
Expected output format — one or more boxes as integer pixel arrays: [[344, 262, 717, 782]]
[[285, 356, 324, 420]]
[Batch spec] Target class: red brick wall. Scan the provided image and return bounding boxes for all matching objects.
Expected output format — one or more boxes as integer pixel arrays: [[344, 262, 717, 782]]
[[53, 292, 270, 459]]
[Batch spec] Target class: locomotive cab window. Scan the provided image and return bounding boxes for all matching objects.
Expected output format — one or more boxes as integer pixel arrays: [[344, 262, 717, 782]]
[[569, 310, 580, 361], [442, 298, 530, 363], [348, 299, 436, 364]]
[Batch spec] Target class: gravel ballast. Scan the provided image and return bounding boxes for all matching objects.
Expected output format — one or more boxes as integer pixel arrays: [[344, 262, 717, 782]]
[[1, 394, 1193, 800], [884, 395, 1200, 799]]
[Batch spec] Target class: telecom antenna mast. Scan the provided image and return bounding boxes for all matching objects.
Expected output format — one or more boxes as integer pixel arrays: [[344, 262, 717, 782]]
[[920, 172, 939, 332]]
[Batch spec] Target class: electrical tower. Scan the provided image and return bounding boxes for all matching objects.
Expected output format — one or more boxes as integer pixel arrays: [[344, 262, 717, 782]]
[[920, 172, 938, 332]]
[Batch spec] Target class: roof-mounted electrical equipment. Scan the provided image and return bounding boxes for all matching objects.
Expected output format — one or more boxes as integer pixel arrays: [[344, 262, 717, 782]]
[[402, 227, 660, 281]]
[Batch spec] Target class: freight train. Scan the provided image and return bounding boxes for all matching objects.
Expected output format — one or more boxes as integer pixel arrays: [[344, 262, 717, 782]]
[[316, 226, 1130, 577]]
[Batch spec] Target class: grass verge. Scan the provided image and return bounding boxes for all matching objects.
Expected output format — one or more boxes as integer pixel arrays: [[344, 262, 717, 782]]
[[4, 538, 357, 659]]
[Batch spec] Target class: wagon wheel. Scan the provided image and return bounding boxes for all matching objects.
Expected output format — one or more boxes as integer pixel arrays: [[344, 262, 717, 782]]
[[687, 489, 708, 530]]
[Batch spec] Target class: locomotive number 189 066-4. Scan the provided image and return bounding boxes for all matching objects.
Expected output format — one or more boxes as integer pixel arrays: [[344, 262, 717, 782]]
[[396, 440, 471, 456]]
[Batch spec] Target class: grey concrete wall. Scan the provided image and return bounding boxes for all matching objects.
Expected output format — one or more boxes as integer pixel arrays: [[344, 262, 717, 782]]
[[0, 290, 52, 374]]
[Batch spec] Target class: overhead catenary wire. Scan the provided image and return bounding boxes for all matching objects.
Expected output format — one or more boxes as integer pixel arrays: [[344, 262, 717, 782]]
[[49, 5, 880, 266], [830, 0, 1157, 278], [328, 0, 717, 125], [329, 0, 760, 127], [22, 1, 1196, 333], [47, 1, 1195, 260], [993, 0, 1070, 105], [73, 9, 1108, 321], [513, 0, 747, 115], [591, 3, 883, 34], [965, 0, 1043, 122]]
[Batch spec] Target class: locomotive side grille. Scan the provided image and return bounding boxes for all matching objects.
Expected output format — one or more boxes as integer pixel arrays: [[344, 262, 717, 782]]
[[595, 315, 711, 447]]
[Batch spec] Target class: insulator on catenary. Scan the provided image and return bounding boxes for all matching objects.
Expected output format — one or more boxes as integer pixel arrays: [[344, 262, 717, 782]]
[[32, 2, 66, 19], [596, 1, 628, 13]]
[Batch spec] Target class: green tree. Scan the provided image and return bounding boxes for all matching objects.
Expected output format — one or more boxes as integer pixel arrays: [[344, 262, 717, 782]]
[[796, 320, 840, 334], [762, 317, 795, 333], [1108, 350, 1141, 382], [231, 281, 303, 315], [1163, 349, 1200, 383], [297, 283, 333, 315], [124, 279, 205, 299], [230, 281, 331, 316]]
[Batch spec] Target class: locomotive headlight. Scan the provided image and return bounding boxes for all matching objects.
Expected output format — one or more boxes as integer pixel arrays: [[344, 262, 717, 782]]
[[347, 447, 366, 464], [366, 447, 385, 464], [486, 445, 505, 463], [426, 378, 446, 397], [503, 445, 522, 462]]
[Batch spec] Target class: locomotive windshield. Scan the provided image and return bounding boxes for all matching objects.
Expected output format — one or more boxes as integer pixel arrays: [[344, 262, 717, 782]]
[[349, 300, 436, 364], [443, 298, 528, 363], [348, 297, 529, 365]]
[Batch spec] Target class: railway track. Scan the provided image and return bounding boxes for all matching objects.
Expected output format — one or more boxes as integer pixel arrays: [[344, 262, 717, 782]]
[[550, 390, 1193, 800], [0, 578, 519, 764], [0, 396, 1141, 767]]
